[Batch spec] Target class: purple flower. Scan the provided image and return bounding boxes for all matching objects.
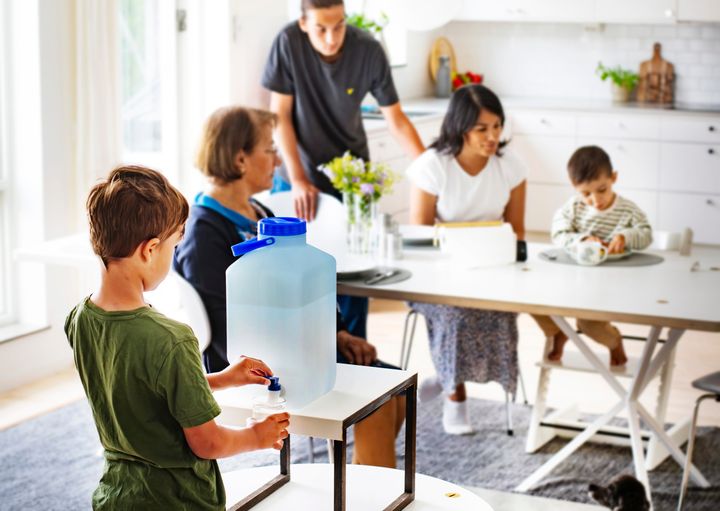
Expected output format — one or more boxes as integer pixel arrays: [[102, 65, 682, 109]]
[[360, 183, 374, 195], [352, 177, 359, 183]]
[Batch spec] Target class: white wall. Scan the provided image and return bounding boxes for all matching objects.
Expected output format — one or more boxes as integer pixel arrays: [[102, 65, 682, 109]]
[[442, 21, 720, 104]]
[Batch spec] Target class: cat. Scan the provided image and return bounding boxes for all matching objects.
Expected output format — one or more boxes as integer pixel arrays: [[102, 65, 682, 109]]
[[588, 474, 650, 511]]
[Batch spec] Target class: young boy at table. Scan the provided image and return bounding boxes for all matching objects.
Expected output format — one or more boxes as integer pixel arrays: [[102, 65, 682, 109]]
[[64, 166, 289, 510], [532, 145, 653, 366]]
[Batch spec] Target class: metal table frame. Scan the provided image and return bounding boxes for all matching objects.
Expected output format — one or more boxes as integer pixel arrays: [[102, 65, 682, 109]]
[[229, 374, 418, 511]]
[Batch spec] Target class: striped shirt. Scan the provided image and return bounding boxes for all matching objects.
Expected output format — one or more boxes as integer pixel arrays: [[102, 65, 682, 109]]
[[551, 194, 653, 250]]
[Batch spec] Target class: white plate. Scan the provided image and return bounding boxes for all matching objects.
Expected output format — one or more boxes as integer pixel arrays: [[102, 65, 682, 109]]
[[336, 254, 376, 279], [607, 249, 633, 261]]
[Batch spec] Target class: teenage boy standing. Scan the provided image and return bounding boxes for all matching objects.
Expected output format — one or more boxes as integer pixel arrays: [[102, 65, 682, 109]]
[[263, 0, 425, 336]]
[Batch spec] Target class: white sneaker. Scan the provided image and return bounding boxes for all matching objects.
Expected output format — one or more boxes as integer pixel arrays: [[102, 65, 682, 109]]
[[419, 376, 443, 403], [442, 398, 474, 435]]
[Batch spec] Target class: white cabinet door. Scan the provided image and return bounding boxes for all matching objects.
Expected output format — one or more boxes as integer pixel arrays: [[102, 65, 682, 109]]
[[660, 143, 720, 194], [660, 116, 720, 144], [526, 183, 574, 233], [509, 111, 576, 137], [514, 135, 577, 185], [455, 0, 595, 22], [678, 0, 720, 21], [455, 0, 528, 21], [577, 138, 660, 191], [368, 132, 404, 162], [577, 114, 661, 140], [378, 156, 412, 223], [595, 0, 677, 23], [658, 192, 720, 244]]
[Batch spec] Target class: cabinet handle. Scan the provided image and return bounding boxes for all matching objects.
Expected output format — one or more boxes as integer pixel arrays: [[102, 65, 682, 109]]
[[540, 118, 549, 125], [710, 148, 716, 155], [708, 199, 716, 206], [710, 126, 716, 132]]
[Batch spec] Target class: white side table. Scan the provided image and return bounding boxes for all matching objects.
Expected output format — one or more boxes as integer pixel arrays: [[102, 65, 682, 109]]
[[223, 464, 493, 511], [215, 364, 418, 511]]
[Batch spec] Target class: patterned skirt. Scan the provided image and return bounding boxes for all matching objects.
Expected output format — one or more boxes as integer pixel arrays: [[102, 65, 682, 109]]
[[409, 302, 518, 397]]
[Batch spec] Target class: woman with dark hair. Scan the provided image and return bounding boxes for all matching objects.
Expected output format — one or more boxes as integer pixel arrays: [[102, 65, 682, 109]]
[[406, 84, 527, 435]]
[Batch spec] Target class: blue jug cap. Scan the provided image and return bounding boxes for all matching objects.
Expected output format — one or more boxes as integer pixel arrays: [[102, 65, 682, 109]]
[[259, 217, 306, 237], [267, 376, 281, 391]]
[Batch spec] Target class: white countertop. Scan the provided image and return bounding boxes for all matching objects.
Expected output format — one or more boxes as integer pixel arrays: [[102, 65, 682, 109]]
[[363, 95, 720, 134]]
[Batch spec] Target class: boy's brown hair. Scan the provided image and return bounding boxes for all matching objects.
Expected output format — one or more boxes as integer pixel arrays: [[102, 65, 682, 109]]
[[86, 166, 188, 266], [195, 106, 277, 184], [567, 145, 614, 184], [301, 0, 343, 16]]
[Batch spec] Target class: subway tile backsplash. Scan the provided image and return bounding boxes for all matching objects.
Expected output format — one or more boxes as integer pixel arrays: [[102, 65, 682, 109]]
[[443, 21, 720, 104]]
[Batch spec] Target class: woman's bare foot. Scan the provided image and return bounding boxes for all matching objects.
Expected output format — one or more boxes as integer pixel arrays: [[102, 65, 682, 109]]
[[610, 342, 628, 366], [548, 331, 568, 361]]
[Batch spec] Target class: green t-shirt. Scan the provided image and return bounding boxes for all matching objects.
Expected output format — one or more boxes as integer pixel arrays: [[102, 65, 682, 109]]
[[65, 297, 225, 510]]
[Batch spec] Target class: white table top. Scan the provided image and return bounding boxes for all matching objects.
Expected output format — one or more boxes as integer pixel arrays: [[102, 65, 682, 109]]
[[339, 244, 720, 332], [215, 364, 416, 440], [223, 464, 493, 511]]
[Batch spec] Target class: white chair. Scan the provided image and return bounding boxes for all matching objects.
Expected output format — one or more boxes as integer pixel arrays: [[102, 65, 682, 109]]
[[525, 231, 685, 467], [144, 271, 211, 353]]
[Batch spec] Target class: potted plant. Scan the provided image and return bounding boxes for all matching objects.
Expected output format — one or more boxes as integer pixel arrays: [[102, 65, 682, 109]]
[[346, 11, 389, 56], [596, 62, 639, 103]]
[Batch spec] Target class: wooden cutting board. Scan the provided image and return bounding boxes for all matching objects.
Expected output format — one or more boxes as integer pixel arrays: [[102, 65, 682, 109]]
[[637, 42, 674, 104], [429, 37, 458, 82]]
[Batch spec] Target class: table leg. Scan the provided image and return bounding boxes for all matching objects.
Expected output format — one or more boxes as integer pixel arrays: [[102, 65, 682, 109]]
[[516, 399, 625, 492], [526, 336, 554, 453], [333, 435, 347, 511], [228, 436, 291, 511]]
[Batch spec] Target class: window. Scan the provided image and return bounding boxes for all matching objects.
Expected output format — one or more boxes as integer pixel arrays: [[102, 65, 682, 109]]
[[119, 0, 178, 182], [0, 1, 10, 324]]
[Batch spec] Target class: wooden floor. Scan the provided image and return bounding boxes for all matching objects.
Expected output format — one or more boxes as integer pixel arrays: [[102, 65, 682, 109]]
[[1, 298, 718, 431]]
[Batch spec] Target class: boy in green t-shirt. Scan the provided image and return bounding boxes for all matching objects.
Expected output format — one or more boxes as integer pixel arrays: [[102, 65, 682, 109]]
[[65, 166, 289, 510]]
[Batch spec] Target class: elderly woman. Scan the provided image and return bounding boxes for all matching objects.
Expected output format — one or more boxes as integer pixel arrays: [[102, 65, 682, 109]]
[[406, 85, 527, 435], [173, 106, 404, 467]]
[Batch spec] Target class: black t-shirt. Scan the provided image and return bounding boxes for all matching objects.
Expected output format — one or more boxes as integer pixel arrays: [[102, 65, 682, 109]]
[[262, 22, 399, 196]]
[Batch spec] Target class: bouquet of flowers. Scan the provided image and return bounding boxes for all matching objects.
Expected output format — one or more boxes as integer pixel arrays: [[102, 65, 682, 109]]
[[319, 152, 397, 254], [318, 151, 396, 211]]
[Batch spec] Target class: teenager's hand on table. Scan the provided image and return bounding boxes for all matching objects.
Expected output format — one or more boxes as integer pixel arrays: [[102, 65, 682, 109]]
[[252, 412, 290, 450], [337, 331, 377, 366], [607, 234, 626, 254], [292, 179, 319, 221], [224, 356, 274, 387]]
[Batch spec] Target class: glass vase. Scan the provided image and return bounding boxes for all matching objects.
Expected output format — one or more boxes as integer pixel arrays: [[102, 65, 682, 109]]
[[344, 192, 377, 255]]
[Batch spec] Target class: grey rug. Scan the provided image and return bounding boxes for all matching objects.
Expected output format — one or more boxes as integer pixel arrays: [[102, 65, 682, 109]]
[[1, 397, 718, 510]]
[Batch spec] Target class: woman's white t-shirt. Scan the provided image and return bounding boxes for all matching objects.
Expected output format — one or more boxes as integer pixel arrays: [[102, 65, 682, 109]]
[[406, 147, 528, 223]]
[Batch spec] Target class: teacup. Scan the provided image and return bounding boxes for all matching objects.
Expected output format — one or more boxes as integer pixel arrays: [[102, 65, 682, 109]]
[[568, 240, 608, 266]]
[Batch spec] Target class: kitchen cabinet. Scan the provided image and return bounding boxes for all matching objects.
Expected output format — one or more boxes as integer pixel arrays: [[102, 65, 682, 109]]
[[678, 0, 720, 21], [455, 0, 682, 24], [368, 116, 443, 224], [595, 0, 677, 23], [658, 192, 720, 244], [455, 0, 596, 23]]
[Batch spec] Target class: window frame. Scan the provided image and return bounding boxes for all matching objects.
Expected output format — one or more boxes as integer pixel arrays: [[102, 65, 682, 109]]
[[0, 0, 12, 325]]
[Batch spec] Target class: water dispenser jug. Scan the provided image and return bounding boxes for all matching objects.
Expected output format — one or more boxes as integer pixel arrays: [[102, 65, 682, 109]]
[[226, 217, 336, 408]]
